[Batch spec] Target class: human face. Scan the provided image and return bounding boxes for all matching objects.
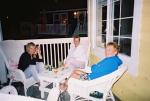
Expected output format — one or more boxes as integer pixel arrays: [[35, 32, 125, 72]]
[[27, 46, 36, 55], [105, 45, 117, 57], [34, 46, 39, 54], [73, 38, 80, 47]]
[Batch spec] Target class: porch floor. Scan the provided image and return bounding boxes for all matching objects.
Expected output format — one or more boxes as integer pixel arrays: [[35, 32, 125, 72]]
[[9, 82, 121, 101]]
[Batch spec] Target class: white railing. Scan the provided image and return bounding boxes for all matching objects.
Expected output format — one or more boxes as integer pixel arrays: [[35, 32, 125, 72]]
[[0, 37, 88, 70]]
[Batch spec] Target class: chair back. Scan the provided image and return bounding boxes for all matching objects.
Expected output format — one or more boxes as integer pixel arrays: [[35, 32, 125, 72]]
[[0, 47, 11, 70], [0, 40, 24, 71], [99, 64, 128, 98], [0, 85, 18, 95]]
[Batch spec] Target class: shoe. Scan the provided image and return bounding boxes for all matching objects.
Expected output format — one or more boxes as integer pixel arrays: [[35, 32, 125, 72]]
[[89, 91, 103, 99]]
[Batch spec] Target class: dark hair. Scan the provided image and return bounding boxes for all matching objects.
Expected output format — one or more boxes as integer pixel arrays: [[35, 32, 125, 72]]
[[106, 42, 120, 53], [35, 44, 39, 48], [73, 34, 80, 41]]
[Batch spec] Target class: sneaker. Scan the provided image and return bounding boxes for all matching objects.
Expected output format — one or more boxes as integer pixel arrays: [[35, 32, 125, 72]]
[[89, 91, 103, 99]]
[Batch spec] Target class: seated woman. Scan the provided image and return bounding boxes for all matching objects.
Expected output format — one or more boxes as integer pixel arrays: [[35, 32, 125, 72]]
[[64, 35, 87, 69], [67, 42, 122, 81], [18, 42, 45, 85]]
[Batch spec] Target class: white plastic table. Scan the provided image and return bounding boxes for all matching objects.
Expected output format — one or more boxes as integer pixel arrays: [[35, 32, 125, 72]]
[[38, 67, 72, 98]]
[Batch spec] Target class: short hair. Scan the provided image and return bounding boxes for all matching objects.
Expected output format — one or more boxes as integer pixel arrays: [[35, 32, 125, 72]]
[[106, 42, 120, 53], [26, 42, 35, 51], [73, 34, 80, 41]]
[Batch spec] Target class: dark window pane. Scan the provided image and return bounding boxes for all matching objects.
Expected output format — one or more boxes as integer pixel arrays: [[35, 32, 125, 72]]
[[120, 18, 133, 37], [120, 38, 131, 56], [113, 0, 119, 2], [102, 35, 106, 43], [102, 6, 107, 20], [113, 20, 119, 35], [114, 1, 120, 18], [121, 0, 134, 17], [113, 37, 119, 44], [47, 13, 53, 24], [102, 21, 106, 34]]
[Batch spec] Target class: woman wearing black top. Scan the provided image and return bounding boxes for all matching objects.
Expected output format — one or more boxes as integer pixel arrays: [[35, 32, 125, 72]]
[[18, 42, 45, 84]]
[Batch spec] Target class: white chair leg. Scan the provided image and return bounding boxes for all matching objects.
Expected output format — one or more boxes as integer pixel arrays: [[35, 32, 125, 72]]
[[109, 90, 115, 101], [24, 87, 27, 96], [9, 79, 13, 85]]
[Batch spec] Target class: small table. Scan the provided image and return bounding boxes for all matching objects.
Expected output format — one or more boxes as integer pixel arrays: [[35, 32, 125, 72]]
[[38, 67, 72, 98]]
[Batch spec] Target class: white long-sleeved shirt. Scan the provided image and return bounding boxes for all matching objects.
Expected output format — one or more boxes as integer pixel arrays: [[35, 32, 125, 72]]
[[66, 44, 87, 62]]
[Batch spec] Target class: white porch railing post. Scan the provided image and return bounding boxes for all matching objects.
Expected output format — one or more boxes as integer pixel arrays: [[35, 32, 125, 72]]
[[54, 44, 56, 68], [50, 44, 53, 68], [60, 43, 63, 63], [46, 44, 49, 65], [57, 43, 60, 67], [42, 44, 46, 64]]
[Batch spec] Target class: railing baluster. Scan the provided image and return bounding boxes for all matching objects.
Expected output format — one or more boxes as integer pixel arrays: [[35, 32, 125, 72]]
[[67, 43, 70, 55], [46, 44, 49, 65], [50, 44, 53, 68], [60, 43, 63, 63], [42, 44, 45, 64], [54, 44, 56, 68], [57, 43, 60, 67], [64, 43, 66, 59]]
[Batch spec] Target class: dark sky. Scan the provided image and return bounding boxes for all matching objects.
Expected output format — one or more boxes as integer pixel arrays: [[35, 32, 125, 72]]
[[0, 0, 87, 39], [0, 0, 87, 21]]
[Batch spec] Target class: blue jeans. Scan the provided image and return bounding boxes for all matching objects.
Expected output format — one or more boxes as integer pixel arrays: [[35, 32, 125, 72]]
[[24, 62, 45, 82]]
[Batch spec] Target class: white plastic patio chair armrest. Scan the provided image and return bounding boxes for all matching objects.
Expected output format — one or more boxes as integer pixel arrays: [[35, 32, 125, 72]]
[[0, 86, 18, 95], [68, 73, 115, 88], [68, 78, 108, 97], [10, 69, 26, 83]]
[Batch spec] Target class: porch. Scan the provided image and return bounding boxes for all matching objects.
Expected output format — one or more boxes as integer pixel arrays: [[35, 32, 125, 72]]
[[0, 37, 122, 101]]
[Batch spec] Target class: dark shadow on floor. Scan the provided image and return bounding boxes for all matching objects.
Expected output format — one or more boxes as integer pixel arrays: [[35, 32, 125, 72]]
[[10, 82, 121, 101], [11, 82, 53, 100]]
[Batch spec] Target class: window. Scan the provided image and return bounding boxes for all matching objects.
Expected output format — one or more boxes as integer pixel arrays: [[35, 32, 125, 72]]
[[96, 0, 134, 56], [89, 0, 142, 76]]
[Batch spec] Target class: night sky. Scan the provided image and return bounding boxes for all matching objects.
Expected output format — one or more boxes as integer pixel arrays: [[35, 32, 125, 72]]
[[0, 0, 87, 21], [0, 0, 87, 39]]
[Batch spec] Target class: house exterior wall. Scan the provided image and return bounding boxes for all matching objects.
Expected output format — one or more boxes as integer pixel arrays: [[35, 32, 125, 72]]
[[113, 0, 150, 100], [88, 0, 150, 100]]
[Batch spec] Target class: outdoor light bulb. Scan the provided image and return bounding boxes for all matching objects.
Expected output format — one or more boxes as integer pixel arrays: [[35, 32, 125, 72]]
[[6, 16, 9, 19], [74, 12, 77, 16]]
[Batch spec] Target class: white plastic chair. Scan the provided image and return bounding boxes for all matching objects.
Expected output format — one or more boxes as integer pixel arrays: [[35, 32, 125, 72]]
[[67, 64, 128, 101], [0, 47, 37, 96], [0, 85, 18, 95]]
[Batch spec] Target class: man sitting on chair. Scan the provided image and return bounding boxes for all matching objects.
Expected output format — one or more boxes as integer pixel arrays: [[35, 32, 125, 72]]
[[64, 35, 87, 69], [69, 42, 122, 80]]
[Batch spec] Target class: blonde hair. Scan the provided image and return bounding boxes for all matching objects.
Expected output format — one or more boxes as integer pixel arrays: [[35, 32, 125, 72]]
[[26, 42, 35, 52]]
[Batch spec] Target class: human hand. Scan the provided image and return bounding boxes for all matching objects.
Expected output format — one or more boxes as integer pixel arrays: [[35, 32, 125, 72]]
[[63, 63, 68, 69]]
